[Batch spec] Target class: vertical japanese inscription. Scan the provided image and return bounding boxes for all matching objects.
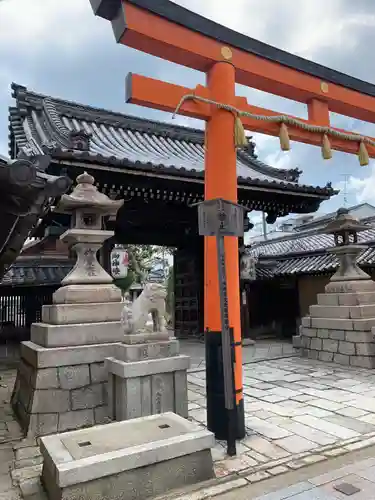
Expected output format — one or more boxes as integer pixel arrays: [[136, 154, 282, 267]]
[[84, 248, 97, 276]]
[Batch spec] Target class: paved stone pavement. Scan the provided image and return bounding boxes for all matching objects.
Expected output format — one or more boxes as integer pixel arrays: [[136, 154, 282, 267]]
[[180, 339, 296, 372], [188, 356, 375, 480], [193, 449, 375, 500], [4, 352, 375, 498]]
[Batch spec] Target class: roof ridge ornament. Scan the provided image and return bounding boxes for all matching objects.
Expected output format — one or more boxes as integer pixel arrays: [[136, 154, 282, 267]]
[[69, 130, 91, 151]]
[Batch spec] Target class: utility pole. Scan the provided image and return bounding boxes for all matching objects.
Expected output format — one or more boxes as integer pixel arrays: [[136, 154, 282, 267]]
[[341, 174, 350, 208], [262, 212, 268, 240]]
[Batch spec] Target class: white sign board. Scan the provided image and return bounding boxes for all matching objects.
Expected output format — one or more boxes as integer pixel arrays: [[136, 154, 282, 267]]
[[110, 249, 129, 279], [240, 254, 257, 281]]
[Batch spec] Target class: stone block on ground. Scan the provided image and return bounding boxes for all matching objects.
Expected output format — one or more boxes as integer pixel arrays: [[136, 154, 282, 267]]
[[40, 412, 215, 500], [292, 335, 301, 349]]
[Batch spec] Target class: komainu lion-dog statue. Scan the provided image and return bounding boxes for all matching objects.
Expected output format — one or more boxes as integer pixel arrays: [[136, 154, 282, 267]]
[[121, 283, 167, 334]]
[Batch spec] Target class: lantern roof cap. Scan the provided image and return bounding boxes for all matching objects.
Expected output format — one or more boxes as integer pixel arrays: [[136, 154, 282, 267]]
[[57, 171, 124, 215], [324, 207, 370, 235]]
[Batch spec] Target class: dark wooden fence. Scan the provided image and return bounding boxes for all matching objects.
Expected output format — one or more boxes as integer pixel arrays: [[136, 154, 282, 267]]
[[0, 286, 57, 343]]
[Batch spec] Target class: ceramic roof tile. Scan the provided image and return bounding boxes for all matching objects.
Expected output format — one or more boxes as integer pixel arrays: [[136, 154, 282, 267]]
[[246, 226, 375, 279], [248, 227, 375, 258], [8, 83, 335, 198], [0, 262, 72, 287]]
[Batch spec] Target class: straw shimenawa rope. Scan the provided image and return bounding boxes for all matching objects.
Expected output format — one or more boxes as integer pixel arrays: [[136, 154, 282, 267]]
[[172, 93, 373, 165]]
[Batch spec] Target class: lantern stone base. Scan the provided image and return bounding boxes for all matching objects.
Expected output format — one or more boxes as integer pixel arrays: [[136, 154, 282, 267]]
[[106, 338, 190, 421], [11, 341, 122, 437], [293, 280, 375, 368]]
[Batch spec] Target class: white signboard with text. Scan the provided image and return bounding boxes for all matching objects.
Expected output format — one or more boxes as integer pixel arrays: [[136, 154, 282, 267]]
[[110, 249, 129, 279]]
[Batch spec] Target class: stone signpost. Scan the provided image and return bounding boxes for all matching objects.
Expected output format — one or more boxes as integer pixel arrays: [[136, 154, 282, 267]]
[[294, 208, 375, 367], [11, 172, 125, 437]]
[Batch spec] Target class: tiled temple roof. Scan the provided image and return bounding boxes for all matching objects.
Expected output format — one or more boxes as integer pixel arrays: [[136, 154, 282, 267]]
[[0, 260, 73, 287], [273, 247, 375, 277], [249, 227, 375, 258], [245, 225, 375, 279], [8, 83, 335, 198]]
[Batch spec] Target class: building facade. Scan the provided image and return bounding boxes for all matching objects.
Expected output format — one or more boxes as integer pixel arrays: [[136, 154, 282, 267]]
[[242, 204, 375, 339], [6, 83, 336, 340]]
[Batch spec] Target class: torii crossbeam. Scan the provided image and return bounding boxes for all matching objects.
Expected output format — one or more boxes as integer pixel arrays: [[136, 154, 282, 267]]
[[90, 0, 375, 440]]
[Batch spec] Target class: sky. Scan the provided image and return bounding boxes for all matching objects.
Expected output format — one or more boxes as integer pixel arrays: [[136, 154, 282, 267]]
[[1, 0, 375, 236]]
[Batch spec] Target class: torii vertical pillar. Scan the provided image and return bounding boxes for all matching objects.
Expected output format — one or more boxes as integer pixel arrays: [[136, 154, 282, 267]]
[[204, 62, 245, 439]]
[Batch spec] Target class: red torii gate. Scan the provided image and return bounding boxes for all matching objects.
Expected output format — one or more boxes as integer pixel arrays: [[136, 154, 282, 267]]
[[90, 0, 375, 439]]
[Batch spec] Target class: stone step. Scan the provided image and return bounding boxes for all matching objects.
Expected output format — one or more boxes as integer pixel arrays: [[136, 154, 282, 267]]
[[30, 321, 124, 348], [11, 464, 42, 486], [42, 302, 124, 325], [317, 291, 375, 307], [19, 477, 47, 500], [309, 304, 375, 320], [300, 326, 375, 344], [301, 317, 375, 331]]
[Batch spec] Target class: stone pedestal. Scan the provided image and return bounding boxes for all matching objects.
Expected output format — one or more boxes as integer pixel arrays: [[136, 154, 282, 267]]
[[294, 279, 375, 368], [12, 340, 121, 437], [106, 333, 190, 421], [11, 172, 125, 437], [40, 413, 214, 500]]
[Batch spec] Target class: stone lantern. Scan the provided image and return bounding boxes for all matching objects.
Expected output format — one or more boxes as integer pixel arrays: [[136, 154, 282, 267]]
[[11, 172, 126, 437], [325, 207, 371, 284], [294, 206, 375, 369], [53, 171, 124, 304]]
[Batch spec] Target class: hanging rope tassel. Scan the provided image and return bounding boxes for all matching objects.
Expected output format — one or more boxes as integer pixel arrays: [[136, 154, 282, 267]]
[[358, 140, 369, 166], [234, 115, 248, 148], [279, 123, 290, 151], [322, 134, 332, 160]]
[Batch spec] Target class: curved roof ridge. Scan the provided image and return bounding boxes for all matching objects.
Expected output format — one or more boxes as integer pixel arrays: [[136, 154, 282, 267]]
[[247, 224, 375, 259], [10, 82, 306, 181], [11, 82, 206, 142], [43, 98, 71, 147]]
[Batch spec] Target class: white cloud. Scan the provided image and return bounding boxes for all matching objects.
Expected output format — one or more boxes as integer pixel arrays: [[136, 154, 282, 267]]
[[347, 162, 375, 204], [0, 0, 374, 212], [264, 150, 294, 170], [0, 0, 103, 54]]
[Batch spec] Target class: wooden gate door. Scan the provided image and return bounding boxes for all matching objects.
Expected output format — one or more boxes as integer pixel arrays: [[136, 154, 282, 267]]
[[174, 242, 204, 339]]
